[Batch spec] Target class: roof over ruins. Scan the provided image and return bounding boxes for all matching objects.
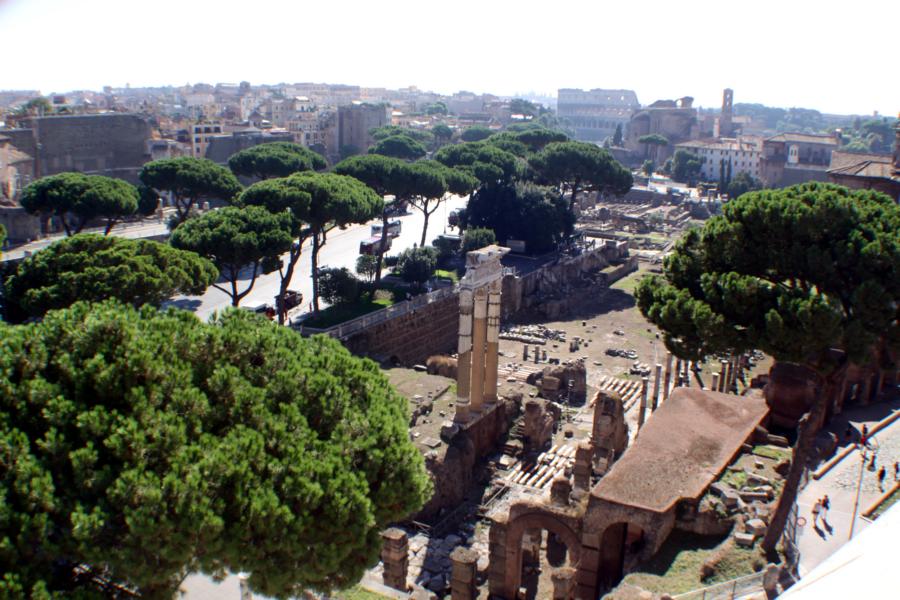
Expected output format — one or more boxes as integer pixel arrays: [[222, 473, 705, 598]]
[[591, 387, 768, 513]]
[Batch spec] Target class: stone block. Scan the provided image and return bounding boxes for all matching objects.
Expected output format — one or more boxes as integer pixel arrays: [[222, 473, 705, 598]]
[[747, 473, 771, 486], [739, 491, 769, 503], [734, 531, 756, 547], [746, 518, 767, 538]]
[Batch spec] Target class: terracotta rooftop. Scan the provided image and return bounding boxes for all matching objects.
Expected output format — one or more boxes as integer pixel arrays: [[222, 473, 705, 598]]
[[591, 387, 768, 513], [829, 150, 892, 171], [765, 132, 838, 146]]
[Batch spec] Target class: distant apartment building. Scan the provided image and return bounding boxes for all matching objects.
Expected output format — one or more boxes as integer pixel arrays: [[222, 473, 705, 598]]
[[759, 132, 840, 187], [191, 122, 224, 157], [676, 136, 762, 182], [557, 88, 640, 143], [0, 133, 39, 243], [338, 103, 390, 154], [204, 129, 295, 166]]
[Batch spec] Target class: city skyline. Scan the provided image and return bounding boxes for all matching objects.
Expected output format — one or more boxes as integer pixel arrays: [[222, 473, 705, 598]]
[[1, 0, 897, 117]]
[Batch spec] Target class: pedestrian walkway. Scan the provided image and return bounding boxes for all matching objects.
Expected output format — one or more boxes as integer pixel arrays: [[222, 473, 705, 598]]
[[795, 398, 900, 577]]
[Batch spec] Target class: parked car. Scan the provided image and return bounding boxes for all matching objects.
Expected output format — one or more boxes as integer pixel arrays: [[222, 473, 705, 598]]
[[275, 289, 303, 312]]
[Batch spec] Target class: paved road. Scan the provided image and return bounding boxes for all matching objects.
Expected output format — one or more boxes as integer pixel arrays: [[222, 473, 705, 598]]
[[795, 397, 900, 576], [1, 217, 171, 262], [167, 196, 468, 322]]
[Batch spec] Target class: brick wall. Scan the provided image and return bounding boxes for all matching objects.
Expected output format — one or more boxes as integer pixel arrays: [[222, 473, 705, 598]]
[[342, 291, 460, 366]]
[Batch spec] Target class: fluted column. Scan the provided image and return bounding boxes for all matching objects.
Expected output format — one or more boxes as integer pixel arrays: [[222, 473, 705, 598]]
[[469, 288, 488, 414], [455, 289, 473, 423], [484, 280, 501, 405]]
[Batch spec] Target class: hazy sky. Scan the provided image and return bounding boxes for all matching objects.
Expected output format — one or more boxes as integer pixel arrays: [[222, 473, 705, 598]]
[[1, 0, 896, 116]]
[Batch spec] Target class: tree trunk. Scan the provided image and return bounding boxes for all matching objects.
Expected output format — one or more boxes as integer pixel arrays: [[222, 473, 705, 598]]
[[420, 204, 431, 248], [229, 267, 240, 307], [276, 242, 303, 325], [761, 373, 833, 558], [375, 211, 389, 285], [311, 231, 321, 314]]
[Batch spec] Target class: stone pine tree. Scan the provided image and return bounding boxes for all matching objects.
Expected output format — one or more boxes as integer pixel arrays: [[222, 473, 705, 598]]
[[407, 161, 478, 247], [278, 172, 383, 313], [638, 133, 669, 162], [227, 141, 327, 181], [170, 205, 294, 307], [334, 154, 408, 284], [635, 183, 900, 557], [368, 135, 427, 160], [434, 142, 520, 187], [238, 178, 313, 323], [20, 172, 152, 235], [529, 141, 633, 206], [139, 157, 243, 227], [0, 300, 431, 598], [3, 233, 217, 321]]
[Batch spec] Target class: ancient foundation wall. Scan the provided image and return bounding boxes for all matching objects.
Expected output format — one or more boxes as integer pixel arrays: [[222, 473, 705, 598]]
[[417, 398, 519, 521], [342, 292, 460, 366]]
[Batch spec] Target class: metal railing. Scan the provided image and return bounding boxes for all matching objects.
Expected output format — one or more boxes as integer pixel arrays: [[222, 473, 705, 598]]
[[671, 571, 766, 600], [296, 285, 458, 340]]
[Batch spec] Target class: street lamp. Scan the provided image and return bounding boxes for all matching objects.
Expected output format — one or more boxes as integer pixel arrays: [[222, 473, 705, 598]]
[[849, 436, 879, 540]]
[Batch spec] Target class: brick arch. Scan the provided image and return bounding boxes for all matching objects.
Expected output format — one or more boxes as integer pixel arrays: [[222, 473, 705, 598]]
[[596, 521, 645, 592], [497, 511, 582, 599]]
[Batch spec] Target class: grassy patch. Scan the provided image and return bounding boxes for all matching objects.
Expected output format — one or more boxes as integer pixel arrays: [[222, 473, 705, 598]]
[[304, 295, 394, 329], [435, 269, 459, 283], [333, 585, 389, 600], [752, 445, 790, 462], [610, 271, 643, 293], [622, 531, 763, 595], [718, 468, 748, 489]]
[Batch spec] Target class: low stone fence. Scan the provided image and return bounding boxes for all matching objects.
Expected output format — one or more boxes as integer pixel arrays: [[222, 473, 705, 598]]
[[297, 286, 458, 342]]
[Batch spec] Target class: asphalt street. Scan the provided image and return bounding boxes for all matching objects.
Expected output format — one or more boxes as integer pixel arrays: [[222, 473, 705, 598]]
[[167, 195, 468, 321]]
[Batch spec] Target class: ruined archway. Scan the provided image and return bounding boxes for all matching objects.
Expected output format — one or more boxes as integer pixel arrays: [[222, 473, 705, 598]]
[[597, 521, 645, 592], [489, 510, 583, 600]]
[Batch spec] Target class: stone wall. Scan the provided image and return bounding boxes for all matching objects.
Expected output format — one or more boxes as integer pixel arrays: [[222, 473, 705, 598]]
[[21, 114, 152, 183], [343, 291, 460, 366], [417, 397, 520, 521], [501, 248, 635, 321]]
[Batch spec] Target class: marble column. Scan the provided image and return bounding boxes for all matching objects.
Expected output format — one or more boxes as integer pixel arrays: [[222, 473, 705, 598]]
[[484, 280, 501, 405], [637, 376, 649, 430], [455, 289, 474, 423], [469, 288, 488, 414], [652, 363, 662, 410], [719, 360, 728, 392], [663, 352, 673, 401]]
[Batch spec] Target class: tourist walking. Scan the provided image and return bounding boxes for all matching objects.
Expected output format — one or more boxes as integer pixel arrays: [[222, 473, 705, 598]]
[[821, 495, 830, 523], [894, 461, 899, 483], [878, 466, 887, 492], [811, 499, 822, 528]]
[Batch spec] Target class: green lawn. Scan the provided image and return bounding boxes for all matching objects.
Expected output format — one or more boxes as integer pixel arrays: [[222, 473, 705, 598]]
[[333, 585, 389, 600], [622, 530, 764, 595], [303, 295, 395, 329], [435, 269, 459, 283], [610, 270, 644, 294]]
